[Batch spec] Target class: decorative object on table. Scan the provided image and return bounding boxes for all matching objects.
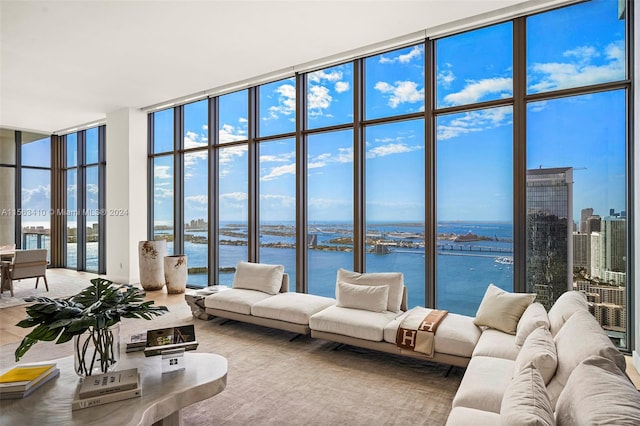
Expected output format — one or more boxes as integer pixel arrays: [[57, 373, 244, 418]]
[[164, 254, 187, 294], [14, 277, 168, 377], [125, 332, 147, 353], [0, 363, 59, 399], [144, 324, 198, 357], [161, 348, 185, 374], [138, 240, 168, 291], [77, 368, 139, 399]]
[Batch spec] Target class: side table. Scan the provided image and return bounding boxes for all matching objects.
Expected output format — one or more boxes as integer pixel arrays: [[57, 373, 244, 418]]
[[185, 286, 229, 320]]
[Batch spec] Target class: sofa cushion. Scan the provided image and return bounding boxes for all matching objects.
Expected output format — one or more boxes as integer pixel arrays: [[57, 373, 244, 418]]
[[516, 302, 550, 347], [555, 355, 640, 426], [383, 310, 481, 358], [309, 305, 397, 342], [547, 310, 627, 409], [204, 288, 273, 315], [336, 268, 404, 313], [232, 261, 284, 295], [445, 407, 500, 426], [473, 284, 535, 335], [500, 362, 555, 426], [336, 281, 389, 313], [471, 329, 519, 360], [451, 356, 515, 413], [514, 326, 557, 385], [547, 291, 588, 336], [251, 293, 335, 325]]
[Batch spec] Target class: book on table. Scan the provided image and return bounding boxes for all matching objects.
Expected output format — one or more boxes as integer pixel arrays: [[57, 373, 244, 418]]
[[78, 368, 139, 399], [72, 383, 141, 410], [0, 363, 59, 397]]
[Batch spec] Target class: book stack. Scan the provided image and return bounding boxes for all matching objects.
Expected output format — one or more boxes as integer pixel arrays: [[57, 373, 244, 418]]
[[196, 285, 229, 296], [126, 332, 147, 353], [0, 363, 59, 399], [72, 368, 141, 410]]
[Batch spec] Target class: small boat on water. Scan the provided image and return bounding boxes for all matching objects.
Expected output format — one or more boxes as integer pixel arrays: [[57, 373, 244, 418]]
[[495, 256, 513, 265]]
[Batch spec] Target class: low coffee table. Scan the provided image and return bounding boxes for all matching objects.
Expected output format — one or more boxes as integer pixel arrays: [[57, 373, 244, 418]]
[[0, 352, 227, 426]]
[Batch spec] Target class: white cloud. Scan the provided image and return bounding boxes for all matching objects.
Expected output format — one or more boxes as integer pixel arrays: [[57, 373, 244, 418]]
[[379, 46, 423, 64], [528, 40, 624, 93], [374, 80, 424, 108], [308, 69, 342, 83], [21, 185, 50, 205], [185, 194, 207, 205], [437, 69, 455, 88], [443, 77, 512, 106], [154, 186, 173, 199], [266, 83, 296, 120], [219, 145, 248, 176], [154, 165, 172, 179], [219, 123, 247, 143], [308, 84, 332, 114], [366, 143, 422, 159], [335, 81, 350, 93], [260, 193, 295, 207], [261, 163, 296, 181], [437, 106, 512, 140], [222, 192, 247, 201]]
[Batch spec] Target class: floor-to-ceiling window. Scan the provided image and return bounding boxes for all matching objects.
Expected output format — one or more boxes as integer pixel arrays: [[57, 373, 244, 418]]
[[21, 136, 51, 261], [147, 0, 631, 349], [62, 126, 106, 273]]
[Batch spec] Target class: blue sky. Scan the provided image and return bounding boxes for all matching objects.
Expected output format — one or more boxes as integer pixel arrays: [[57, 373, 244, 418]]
[[148, 0, 626, 227], [19, 0, 625, 230]]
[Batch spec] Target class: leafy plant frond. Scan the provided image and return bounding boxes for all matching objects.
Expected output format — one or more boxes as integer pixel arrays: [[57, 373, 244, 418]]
[[15, 278, 168, 362]]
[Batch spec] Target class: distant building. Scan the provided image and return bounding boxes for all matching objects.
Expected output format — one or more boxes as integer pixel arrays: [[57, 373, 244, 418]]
[[573, 232, 590, 269], [576, 281, 626, 331], [526, 167, 573, 310], [603, 217, 626, 273], [579, 208, 593, 233]]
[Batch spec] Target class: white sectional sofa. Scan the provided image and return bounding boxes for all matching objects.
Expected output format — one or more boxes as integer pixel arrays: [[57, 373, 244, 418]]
[[203, 263, 640, 424], [446, 288, 640, 425]]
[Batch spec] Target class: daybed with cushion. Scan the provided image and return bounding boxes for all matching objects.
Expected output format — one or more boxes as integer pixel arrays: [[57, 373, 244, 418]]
[[204, 261, 334, 335], [446, 286, 640, 425], [309, 269, 481, 368]]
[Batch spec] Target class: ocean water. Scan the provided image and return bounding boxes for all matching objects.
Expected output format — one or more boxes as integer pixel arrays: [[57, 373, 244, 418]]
[[175, 222, 513, 317]]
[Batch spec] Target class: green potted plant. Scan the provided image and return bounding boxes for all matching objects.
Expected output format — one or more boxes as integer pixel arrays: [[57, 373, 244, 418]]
[[14, 277, 168, 376]]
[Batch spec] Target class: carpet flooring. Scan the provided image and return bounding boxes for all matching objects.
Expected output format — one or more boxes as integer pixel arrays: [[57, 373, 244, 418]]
[[0, 279, 463, 425]]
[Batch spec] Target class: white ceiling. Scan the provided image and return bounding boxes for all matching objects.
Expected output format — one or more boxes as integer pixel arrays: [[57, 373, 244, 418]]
[[1, 0, 568, 135]]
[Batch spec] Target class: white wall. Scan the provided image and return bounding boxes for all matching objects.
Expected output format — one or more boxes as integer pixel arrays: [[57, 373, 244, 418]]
[[105, 108, 147, 284]]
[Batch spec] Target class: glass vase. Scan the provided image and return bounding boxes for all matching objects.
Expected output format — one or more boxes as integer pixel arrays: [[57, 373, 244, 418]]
[[74, 323, 120, 377]]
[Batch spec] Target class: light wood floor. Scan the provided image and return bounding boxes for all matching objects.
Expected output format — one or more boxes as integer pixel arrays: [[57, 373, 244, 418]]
[[2, 283, 639, 389]]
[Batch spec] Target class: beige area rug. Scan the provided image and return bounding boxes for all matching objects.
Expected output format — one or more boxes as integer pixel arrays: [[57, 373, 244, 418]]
[[0, 302, 463, 425], [0, 269, 102, 309]]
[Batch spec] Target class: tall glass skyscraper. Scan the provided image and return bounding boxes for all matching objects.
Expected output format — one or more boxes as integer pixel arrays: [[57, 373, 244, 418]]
[[526, 167, 573, 310]]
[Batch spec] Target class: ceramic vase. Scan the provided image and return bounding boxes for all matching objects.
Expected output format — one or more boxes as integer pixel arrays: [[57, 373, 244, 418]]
[[164, 254, 188, 294], [138, 240, 167, 291]]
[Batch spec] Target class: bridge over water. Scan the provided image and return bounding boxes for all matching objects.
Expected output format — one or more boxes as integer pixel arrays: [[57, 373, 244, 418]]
[[436, 244, 513, 254]]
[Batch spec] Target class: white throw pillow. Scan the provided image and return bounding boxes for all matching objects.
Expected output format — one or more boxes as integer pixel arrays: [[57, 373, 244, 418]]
[[514, 326, 557, 385], [232, 261, 284, 295], [556, 356, 640, 425], [547, 291, 588, 336], [516, 302, 550, 347], [547, 310, 627, 409], [336, 281, 389, 313], [336, 268, 404, 313], [473, 284, 536, 335], [500, 362, 555, 426]]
